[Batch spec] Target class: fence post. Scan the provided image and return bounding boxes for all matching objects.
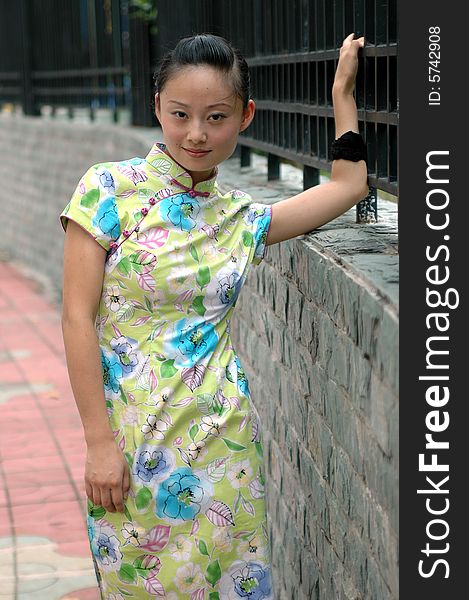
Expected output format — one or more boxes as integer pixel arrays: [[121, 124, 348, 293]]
[[268, 154, 280, 180], [356, 186, 378, 223], [19, 0, 39, 116], [240, 146, 252, 167], [128, 11, 154, 127], [303, 165, 320, 190]]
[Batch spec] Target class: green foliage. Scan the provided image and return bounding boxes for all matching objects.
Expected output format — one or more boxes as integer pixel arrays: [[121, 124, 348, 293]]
[[128, 0, 158, 34]]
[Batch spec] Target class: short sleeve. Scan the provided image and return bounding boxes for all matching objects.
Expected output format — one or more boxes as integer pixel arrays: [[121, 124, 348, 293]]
[[247, 202, 273, 265], [60, 165, 120, 251]]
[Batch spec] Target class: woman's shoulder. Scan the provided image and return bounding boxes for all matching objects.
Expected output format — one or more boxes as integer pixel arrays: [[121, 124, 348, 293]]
[[79, 155, 150, 193]]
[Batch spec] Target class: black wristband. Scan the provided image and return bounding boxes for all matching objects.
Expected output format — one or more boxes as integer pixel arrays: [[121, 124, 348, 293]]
[[330, 130, 367, 163]]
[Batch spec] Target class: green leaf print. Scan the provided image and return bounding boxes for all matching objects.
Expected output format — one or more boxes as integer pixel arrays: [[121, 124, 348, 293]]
[[120, 388, 128, 405], [222, 438, 247, 452], [192, 295, 206, 316], [258, 467, 266, 486], [189, 424, 199, 441], [125, 452, 134, 467], [206, 458, 227, 483], [197, 393, 226, 416], [135, 486, 153, 510], [161, 359, 177, 378], [124, 504, 132, 521], [225, 365, 235, 383], [255, 441, 264, 459], [196, 393, 214, 415], [116, 303, 135, 323], [80, 188, 100, 208], [196, 266, 211, 288], [144, 295, 153, 312], [117, 257, 132, 278], [129, 251, 156, 274], [88, 505, 106, 519], [138, 188, 156, 200], [209, 593, 220, 600], [190, 243, 199, 262], [206, 559, 222, 587], [242, 230, 254, 247], [149, 158, 171, 174], [118, 563, 137, 584], [198, 538, 209, 556]]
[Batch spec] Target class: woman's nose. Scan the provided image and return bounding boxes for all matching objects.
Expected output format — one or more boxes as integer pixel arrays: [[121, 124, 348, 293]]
[[187, 122, 207, 144]]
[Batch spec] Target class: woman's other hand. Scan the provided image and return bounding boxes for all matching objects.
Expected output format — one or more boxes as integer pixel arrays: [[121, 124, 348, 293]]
[[85, 438, 130, 513]]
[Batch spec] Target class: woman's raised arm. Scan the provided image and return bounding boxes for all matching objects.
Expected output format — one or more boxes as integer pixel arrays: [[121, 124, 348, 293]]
[[266, 34, 368, 246]]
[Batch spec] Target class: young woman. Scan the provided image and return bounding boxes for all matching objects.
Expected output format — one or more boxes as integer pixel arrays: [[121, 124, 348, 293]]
[[61, 33, 367, 600]]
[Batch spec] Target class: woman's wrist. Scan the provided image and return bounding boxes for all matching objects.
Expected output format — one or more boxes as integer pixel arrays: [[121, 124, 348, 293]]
[[84, 427, 115, 447]]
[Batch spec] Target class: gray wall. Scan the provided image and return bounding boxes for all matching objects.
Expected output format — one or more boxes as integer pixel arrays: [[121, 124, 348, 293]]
[[0, 114, 399, 600]]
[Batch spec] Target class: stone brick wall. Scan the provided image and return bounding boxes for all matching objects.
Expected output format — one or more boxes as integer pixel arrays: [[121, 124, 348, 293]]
[[0, 114, 399, 599], [0, 114, 153, 301]]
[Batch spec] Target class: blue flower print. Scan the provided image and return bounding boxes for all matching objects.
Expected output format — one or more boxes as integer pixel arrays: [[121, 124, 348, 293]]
[[163, 318, 219, 368], [97, 168, 115, 194], [159, 193, 201, 231], [204, 266, 243, 320], [93, 196, 120, 239], [156, 468, 212, 522], [217, 270, 242, 306], [110, 335, 141, 377], [89, 522, 123, 573], [87, 514, 96, 542], [234, 355, 250, 397], [245, 203, 271, 262], [219, 561, 273, 600], [133, 444, 175, 485], [101, 349, 123, 395]]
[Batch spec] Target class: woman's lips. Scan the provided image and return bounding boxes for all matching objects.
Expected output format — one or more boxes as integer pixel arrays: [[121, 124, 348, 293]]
[[183, 148, 211, 158]]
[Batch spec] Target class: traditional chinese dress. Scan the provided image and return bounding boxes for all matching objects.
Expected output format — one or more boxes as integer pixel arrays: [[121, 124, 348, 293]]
[[60, 142, 273, 599]]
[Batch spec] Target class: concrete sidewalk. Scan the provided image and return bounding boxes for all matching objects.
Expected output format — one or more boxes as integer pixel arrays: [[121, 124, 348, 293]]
[[0, 260, 99, 599]]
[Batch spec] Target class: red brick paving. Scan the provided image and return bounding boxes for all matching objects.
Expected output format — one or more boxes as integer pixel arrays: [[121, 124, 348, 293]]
[[0, 260, 99, 599]]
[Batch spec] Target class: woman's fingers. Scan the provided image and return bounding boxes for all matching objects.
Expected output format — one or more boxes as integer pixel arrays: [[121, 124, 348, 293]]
[[111, 482, 125, 513], [92, 485, 101, 508], [100, 487, 116, 513]]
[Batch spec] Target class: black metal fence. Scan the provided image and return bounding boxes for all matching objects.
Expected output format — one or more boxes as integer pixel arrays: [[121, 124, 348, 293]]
[[0, 0, 130, 120], [0, 0, 398, 218]]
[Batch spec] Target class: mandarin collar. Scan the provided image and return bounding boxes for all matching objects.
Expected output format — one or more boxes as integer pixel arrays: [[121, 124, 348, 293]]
[[145, 142, 218, 197]]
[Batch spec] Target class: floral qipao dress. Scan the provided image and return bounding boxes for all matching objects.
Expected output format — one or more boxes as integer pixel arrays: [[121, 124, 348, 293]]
[[60, 142, 274, 600]]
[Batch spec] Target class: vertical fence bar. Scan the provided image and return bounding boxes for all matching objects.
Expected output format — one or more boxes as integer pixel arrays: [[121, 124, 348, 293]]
[[268, 154, 280, 180], [128, 9, 153, 126], [240, 146, 252, 168], [304, 165, 320, 190], [19, 0, 39, 116]]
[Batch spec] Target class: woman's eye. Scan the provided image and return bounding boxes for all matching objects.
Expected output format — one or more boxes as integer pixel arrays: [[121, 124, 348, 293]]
[[210, 114, 226, 121], [173, 111, 187, 118]]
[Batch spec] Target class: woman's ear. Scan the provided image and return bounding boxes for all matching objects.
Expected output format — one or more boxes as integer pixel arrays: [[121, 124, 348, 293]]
[[154, 92, 161, 121], [239, 99, 256, 133]]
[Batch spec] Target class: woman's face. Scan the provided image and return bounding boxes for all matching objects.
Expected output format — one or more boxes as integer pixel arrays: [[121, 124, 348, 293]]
[[155, 65, 255, 184]]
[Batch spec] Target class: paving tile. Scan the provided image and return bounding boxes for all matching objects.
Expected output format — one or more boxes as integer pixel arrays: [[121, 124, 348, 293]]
[[8, 483, 76, 507], [12, 500, 88, 543], [2, 455, 68, 476], [0, 507, 12, 537], [14, 535, 97, 600]]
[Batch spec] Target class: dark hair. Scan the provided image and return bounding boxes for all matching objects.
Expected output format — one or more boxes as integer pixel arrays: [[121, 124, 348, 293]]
[[154, 34, 251, 109]]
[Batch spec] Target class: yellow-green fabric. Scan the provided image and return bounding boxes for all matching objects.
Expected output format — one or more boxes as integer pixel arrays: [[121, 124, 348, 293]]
[[60, 142, 273, 599]]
